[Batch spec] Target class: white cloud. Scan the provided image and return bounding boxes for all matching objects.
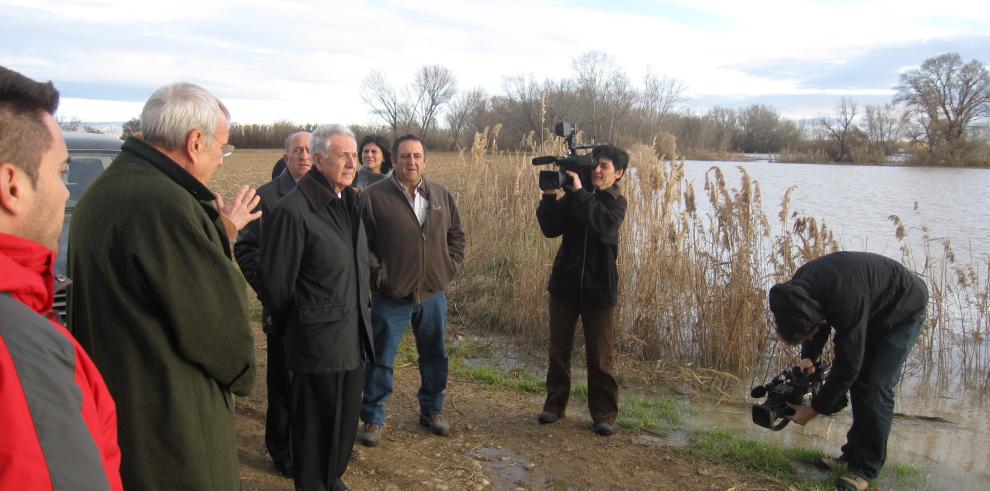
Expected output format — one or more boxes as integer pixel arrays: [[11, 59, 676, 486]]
[[3, 0, 987, 123]]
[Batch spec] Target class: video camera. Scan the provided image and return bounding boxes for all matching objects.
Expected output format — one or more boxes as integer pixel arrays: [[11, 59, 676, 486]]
[[750, 361, 839, 431], [531, 122, 598, 191]]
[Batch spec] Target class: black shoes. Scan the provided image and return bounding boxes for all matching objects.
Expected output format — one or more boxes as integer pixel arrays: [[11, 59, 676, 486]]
[[273, 459, 294, 478], [537, 410, 561, 424], [593, 421, 617, 436], [419, 412, 451, 436]]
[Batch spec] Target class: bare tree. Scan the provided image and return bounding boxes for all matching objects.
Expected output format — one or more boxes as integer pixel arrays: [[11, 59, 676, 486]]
[[445, 87, 488, 149], [895, 52, 990, 164], [861, 103, 904, 155], [412, 65, 457, 140], [639, 68, 686, 136], [820, 97, 860, 161], [360, 70, 409, 134]]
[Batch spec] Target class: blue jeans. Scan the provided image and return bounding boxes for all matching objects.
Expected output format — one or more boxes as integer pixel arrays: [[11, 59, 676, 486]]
[[842, 311, 925, 480], [360, 292, 449, 425]]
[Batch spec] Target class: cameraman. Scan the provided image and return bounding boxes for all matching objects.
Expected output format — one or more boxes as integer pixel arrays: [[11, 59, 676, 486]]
[[535, 144, 628, 436], [768, 251, 927, 491]]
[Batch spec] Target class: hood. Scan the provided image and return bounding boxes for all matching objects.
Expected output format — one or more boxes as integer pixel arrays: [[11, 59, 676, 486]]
[[0, 233, 55, 316], [768, 280, 824, 341]]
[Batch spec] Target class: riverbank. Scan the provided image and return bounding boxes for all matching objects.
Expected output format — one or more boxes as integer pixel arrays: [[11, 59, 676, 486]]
[[235, 315, 935, 490]]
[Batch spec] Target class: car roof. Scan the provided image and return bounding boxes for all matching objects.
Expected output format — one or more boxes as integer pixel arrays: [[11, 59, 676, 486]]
[[62, 131, 123, 152]]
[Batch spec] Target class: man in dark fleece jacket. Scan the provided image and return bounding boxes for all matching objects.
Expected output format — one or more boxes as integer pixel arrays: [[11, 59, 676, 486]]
[[768, 251, 927, 491]]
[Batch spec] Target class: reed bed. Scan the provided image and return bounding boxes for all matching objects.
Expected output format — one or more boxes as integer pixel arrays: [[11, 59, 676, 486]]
[[430, 129, 989, 393]]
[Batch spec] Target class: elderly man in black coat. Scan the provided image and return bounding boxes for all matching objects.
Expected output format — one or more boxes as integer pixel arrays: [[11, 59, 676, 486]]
[[768, 251, 928, 491], [261, 124, 374, 491]]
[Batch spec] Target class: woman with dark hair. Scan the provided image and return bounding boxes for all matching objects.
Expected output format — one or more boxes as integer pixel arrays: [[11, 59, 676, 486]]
[[354, 134, 392, 191]]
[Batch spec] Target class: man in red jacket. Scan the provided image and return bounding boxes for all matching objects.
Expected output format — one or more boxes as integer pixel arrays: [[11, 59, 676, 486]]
[[0, 65, 123, 491]]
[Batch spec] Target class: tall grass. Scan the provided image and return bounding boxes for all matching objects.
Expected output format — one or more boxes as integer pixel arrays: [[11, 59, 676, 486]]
[[433, 126, 989, 393]]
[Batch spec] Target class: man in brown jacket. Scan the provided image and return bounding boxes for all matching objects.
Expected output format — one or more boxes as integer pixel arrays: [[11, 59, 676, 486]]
[[356, 134, 465, 447]]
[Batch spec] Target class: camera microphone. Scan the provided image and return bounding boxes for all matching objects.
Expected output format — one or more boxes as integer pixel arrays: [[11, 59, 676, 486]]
[[531, 156, 557, 166]]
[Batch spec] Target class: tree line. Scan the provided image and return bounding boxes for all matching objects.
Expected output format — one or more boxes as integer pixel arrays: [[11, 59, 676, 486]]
[[96, 51, 988, 167]]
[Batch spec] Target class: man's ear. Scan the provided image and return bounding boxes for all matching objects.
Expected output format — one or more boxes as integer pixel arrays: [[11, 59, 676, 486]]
[[0, 162, 27, 216], [185, 129, 206, 162], [615, 168, 625, 181]]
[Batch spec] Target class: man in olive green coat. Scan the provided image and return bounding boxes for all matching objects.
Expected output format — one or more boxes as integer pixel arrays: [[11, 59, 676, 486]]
[[68, 82, 261, 490]]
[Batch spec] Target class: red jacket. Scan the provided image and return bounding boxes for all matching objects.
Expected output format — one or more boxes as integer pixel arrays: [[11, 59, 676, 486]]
[[0, 233, 122, 491]]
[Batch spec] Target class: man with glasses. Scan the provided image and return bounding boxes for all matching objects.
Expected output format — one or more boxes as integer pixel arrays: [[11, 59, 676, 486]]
[[69, 82, 261, 490], [235, 131, 311, 477]]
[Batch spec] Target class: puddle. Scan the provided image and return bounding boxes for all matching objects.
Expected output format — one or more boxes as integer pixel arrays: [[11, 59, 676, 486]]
[[470, 446, 551, 490], [631, 430, 691, 449]]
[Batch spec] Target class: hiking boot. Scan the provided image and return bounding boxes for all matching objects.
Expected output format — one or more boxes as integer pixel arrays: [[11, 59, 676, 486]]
[[836, 472, 870, 491], [593, 421, 618, 436], [419, 412, 451, 436], [357, 422, 382, 447], [813, 454, 847, 472], [537, 410, 561, 424]]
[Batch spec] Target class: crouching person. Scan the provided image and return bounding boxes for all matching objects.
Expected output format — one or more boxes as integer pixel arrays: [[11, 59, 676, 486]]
[[768, 251, 928, 491], [535, 144, 629, 436]]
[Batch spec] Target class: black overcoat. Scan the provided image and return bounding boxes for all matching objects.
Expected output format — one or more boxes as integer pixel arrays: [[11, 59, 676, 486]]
[[261, 169, 375, 373]]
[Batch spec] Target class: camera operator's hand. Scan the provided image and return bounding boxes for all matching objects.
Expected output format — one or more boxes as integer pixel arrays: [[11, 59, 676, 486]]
[[565, 170, 583, 191], [799, 358, 816, 374], [786, 403, 819, 426]]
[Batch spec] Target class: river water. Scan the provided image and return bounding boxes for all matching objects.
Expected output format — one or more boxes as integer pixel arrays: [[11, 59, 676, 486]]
[[680, 159, 990, 263], [678, 160, 990, 490]]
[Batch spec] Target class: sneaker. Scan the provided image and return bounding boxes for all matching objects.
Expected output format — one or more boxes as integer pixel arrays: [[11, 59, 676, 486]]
[[419, 412, 451, 436], [813, 454, 847, 471], [593, 421, 617, 436], [537, 410, 561, 424], [357, 422, 382, 447], [836, 472, 870, 491]]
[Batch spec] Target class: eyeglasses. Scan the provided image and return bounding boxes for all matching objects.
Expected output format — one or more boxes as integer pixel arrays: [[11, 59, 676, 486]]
[[222, 144, 235, 157]]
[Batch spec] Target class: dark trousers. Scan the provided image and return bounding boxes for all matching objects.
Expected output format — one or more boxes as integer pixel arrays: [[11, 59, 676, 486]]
[[291, 367, 363, 491], [266, 332, 292, 465], [543, 294, 618, 424], [841, 312, 925, 480]]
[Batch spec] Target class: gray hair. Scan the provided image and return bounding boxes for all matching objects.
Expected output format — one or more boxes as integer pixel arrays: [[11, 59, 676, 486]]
[[284, 131, 310, 154], [140, 82, 230, 151], [310, 124, 354, 157]]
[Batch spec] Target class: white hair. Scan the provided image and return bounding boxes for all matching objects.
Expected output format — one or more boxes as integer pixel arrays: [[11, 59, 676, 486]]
[[140, 82, 230, 151], [310, 124, 355, 157]]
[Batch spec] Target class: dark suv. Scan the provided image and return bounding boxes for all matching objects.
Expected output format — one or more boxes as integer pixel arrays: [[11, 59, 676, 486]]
[[54, 131, 122, 316]]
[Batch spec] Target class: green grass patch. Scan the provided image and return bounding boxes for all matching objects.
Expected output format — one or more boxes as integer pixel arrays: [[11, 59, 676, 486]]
[[449, 357, 545, 394], [688, 429, 927, 490], [618, 395, 685, 433]]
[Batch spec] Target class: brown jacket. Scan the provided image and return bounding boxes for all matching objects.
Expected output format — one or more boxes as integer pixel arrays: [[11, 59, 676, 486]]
[[361, 175, 465, 304]]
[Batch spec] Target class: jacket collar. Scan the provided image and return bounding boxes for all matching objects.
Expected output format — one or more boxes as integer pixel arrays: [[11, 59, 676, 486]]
[[597, 183, 621, 200], [0, 233, 54, 315], [121, 137, 217, 202], [298, 168, 356, 211], [389, 172, 431, 199], [276, 168, 298, 197]]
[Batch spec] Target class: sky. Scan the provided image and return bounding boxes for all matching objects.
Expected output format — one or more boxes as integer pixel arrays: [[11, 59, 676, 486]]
[[2, 0, 989, 126]]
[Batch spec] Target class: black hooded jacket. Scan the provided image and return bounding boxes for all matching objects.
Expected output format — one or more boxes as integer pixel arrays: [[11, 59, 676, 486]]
[[537, 185, 627, 307], [768, 251, 928, 414]]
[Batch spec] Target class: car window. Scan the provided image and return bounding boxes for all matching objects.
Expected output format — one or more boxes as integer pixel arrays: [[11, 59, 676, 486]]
[[66, 152, 116, 207]]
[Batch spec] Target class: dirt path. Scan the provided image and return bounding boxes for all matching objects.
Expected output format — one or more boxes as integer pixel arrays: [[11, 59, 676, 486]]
[[235, 323, 786, 491]]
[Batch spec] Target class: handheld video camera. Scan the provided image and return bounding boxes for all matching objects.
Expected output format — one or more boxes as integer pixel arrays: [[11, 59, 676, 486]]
[[750, 361, 834, 431], [531, 122, 598, 191]]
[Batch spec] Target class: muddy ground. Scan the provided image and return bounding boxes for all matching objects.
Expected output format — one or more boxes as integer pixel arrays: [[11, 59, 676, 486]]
[[235, 320, 792, 491]]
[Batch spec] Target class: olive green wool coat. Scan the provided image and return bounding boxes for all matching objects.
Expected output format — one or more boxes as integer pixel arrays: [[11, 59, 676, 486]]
[[68, 138, 256, 490]]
